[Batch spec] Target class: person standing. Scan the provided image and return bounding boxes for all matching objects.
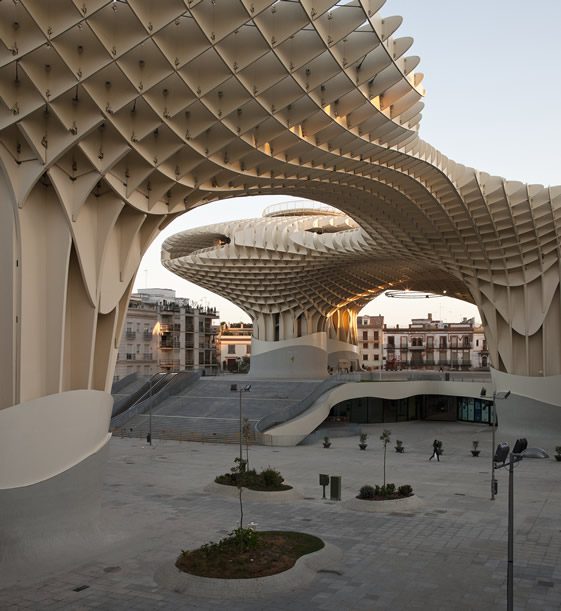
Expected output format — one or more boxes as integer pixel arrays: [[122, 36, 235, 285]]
[[429, 439, 440, 461]]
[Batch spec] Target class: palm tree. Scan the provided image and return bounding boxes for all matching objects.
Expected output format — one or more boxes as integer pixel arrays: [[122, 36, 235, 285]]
[[380, 429, 391, 487]]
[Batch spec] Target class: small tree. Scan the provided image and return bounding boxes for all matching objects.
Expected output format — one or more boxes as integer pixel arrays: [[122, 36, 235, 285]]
[[242, 417, 251, 470], [380, 429, 391, 487], [230, 458, 246, 553]]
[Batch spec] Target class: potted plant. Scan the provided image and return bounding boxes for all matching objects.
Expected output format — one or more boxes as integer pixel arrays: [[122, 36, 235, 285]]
[[359, 432, 368, 450], [323, 436, 331, 449], [395, 439, 404, 453], [555, 446, 561, 462], [471, 440, 480, 457]]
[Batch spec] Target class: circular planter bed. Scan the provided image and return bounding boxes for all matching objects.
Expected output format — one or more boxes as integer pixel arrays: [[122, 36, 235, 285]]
[[205, 481, 303, 501], [344, 494, 423, 513], [154, 533, 341, 597]]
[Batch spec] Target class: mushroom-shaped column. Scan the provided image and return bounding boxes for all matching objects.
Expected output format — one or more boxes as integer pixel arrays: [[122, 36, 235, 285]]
[[162, 204, 383, 378]]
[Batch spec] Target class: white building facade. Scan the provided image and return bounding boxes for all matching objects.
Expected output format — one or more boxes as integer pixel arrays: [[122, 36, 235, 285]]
[[115, 289, 219, 380], [382, 314, 488, 371], [216, 323, 253, 372]]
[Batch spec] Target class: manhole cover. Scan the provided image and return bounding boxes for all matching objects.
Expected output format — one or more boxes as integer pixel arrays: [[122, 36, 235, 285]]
[[72, 585, 90, 592]]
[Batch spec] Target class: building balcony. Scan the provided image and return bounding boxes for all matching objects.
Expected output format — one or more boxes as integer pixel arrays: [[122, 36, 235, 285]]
[[125, 331, 136, 339], [160, 359, 180, 369], [160, 342, 180, 350], [410, 345, 425, 350]]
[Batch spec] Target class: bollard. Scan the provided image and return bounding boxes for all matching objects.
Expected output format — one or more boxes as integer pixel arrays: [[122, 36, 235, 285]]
[[330, 475, 342, 501]]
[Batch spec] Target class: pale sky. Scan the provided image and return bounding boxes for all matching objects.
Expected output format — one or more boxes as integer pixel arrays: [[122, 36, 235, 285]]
[[133, 1, 561, 325]]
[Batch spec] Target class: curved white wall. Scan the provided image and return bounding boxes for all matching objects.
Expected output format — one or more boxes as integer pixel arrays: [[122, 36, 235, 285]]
[[250, 333, 328, 379], [0, 390, 113, 489], [491, 368, 561, 407], [262, 381, 490, 446]]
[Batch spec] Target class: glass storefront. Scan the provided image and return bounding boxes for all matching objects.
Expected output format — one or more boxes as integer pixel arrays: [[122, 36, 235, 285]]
[[457, 397, 491, 424], [329, 395, 493, 424]]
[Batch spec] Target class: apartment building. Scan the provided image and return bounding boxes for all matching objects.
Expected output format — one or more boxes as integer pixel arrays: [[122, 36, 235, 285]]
[[114, 289, 219, 380], [382, 313, 488, 371], [216, 323, 253, 372], [356, 315, 384, 370]]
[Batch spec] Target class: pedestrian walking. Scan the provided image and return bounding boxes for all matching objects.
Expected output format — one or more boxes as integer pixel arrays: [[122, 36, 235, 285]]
[[429, 439, 440, 461]]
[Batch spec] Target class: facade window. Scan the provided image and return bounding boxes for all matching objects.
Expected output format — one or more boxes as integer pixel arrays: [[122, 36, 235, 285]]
[[374, 331, 379, 340], [439, 337, 447, 349], [363, 342, 368, 349], [136, 344, 141, 353], [228, 344, 236, 354], [363, 354, 368, 361], [246, 345, 251, 354], [387, 336, 395, 347], [362, 331, 368, 340], [427, 336, 434, 348], [374, 342, 379, 349], [400, 337, 408, 348], [476, 339, 479, 347], [374, 354, 379, 361]]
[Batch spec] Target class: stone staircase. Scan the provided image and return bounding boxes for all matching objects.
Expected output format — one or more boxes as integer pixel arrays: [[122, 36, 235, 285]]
[[111, 376, 322, 444]]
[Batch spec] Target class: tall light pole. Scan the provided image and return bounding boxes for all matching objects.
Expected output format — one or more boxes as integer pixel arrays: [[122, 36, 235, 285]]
[[232, 384, 251, 466], [484, 389, 510, 500], [148, 321, 162, 446], [493, 439, 546, 611]]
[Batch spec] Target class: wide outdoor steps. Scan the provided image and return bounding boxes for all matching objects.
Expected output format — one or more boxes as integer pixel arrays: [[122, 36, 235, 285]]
[[112, 377, 322, 443]]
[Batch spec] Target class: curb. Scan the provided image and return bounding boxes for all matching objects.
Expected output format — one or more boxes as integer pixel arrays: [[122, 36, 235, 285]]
[[154, 540, 342, 598]]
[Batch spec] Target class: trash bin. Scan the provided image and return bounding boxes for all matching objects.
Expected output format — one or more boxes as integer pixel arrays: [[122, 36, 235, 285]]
[[330, 475, 342, 501], [230, 384, 238, 391]]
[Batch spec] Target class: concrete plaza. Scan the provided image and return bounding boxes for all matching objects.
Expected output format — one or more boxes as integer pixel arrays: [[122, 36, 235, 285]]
[[2, 420, 561, 610]]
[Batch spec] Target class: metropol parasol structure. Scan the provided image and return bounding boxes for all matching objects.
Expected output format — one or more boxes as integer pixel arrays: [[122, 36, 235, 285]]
[[1, 0, 560, 549]]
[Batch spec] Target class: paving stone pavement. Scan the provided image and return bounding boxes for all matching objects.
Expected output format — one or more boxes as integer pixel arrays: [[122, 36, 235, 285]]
[[2, 420, 561, 610]]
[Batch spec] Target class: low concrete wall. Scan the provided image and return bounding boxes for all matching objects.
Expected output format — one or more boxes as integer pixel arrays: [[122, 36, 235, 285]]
[[262, 381, 491, 446], [0, 390, 113, 489], [491, 368, 561, 407], [0, 441, 109, 584]]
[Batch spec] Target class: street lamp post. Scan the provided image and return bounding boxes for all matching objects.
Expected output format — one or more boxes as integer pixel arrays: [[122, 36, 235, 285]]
[[233, 384, 251, 466], [148, 376, 153, 446], [483, 388, 510, 500], [493, 438, 547, 611], [148, 321, 163, 447]]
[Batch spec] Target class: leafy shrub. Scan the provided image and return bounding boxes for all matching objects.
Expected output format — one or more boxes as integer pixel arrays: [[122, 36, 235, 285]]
[[261, 467, 284, 488], [358, 485, 376, 499], [215, 461, 290, 491], [231, 527, 260, 550], [384, 483, 396, 496], [398, 484, 413, 497], [358, 483, 413, 500]]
